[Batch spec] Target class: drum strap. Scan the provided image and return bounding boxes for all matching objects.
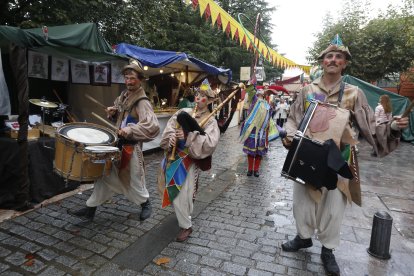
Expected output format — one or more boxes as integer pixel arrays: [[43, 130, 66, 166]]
[[117, 96, 149, 128], [337, 81, 345, 106], [127, 96, 150, 114]]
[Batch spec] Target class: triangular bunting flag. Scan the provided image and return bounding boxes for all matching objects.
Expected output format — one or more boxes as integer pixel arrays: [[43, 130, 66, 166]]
[[216, 13, 222, 28], [204, 3, 211, 20], [234, 28, 239, 42], [225, 22, 231, 37]]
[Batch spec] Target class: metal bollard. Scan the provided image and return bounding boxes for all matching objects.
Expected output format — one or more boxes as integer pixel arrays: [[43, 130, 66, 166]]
[[367, 211, 392, 259]]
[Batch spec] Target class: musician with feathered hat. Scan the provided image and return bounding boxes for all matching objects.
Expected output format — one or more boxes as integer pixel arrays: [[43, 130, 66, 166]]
[[158, 79, 220, 242], [239, 88, 271, 177], [281, 34, 409, 275]]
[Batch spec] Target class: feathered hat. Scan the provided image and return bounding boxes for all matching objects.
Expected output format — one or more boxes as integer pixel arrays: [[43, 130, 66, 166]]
[[198, 79, 216, 98], [317, 34, 352, 60]]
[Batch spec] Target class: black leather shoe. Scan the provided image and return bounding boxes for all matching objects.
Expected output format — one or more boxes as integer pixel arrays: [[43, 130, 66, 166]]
[[140, 199, 152, 221], [281, 235, 313, 252], [254, 171, 259, 177], [321, 246, 340, 276], [68, 206, 97, 220], [247, 170, 253, 176]]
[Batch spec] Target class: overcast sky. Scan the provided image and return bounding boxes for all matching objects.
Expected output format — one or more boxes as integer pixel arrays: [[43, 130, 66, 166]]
[[268, 0, 403, 67]]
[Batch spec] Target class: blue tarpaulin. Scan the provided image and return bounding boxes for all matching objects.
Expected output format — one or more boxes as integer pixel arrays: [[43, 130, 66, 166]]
[[115, 43, 232, 84]]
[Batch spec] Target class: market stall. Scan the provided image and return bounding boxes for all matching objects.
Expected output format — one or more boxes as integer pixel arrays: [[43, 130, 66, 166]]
[[0, 23, 128, 209], [115, 43, 232, 150]]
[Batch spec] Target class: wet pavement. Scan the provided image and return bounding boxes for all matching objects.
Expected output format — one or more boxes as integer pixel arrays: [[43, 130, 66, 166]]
[[0, 126, 413, 275]]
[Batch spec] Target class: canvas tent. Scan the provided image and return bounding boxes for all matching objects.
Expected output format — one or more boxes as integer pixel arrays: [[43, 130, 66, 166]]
[[115, 43, 232, 84], [0, 23, 121, 62], [343, 75, 414, 142], [0, 23, 126, 210]]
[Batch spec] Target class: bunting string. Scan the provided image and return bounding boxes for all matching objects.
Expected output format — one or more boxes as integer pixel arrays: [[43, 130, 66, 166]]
[[189, 0, 311, 74]]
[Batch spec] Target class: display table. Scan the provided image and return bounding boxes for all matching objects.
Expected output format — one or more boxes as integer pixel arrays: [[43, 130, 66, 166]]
[[0, 137, 78, 209]]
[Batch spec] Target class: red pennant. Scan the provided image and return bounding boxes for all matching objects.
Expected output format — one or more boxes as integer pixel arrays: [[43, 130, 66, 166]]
[[192, 0, 199, 9], [204, 3, 211, 20], [216, 13, 222, 28], [234, 29, 239, 41], [225, 22, 231, 37], [242, 35, 246, 46]]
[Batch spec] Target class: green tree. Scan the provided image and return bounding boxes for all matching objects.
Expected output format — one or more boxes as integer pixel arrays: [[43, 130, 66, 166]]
[[1, 0, 283, 82], [0, 0, 176, 47], [308, 0, 414, 82]]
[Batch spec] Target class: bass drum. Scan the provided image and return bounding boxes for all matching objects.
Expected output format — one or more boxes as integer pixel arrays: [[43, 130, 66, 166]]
[[54, 122, 118, 182]]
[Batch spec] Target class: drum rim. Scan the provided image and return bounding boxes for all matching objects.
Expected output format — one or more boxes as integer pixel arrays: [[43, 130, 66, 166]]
[[57, 122, 117, 145], [85, 145, 120, 152]]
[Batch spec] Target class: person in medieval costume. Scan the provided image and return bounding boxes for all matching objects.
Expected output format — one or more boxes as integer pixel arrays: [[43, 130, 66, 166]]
[[239, 88, 271, 177], [69, 63, 160, 221], [159, 79, 220, 242], [281, 34, 409, 275]]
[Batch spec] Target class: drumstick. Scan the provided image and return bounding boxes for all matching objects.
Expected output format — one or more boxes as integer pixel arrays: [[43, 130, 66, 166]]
[[53, 89, 78, 122], [91, 112, 118, 132], [85, 94, 107, 110]]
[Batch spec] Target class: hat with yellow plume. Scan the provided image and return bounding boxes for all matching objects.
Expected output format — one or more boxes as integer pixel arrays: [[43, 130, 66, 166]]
[[318, 34, 352, 60], [198, 79, 216, 98]]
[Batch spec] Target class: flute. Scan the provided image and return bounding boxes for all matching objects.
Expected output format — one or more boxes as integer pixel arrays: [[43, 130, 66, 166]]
[[168, 103, 198, 162], [199, 86, 240, 127]]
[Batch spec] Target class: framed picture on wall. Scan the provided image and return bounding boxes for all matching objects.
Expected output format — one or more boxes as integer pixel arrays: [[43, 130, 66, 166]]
[[92, 64, 110, 85], [71, 61, 90, 84], [51, 57, 69, 81], [111, 60, 128, 84], [28, 51, 48, 79]]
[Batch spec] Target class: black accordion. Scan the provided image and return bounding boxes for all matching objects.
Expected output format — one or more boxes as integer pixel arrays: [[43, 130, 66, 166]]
[[281, 100, 353, 190]]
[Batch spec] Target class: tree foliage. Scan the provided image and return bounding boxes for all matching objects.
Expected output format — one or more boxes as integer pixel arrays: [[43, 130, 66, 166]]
[[308, 0, 414, 82], [1, 0, 283, 82]]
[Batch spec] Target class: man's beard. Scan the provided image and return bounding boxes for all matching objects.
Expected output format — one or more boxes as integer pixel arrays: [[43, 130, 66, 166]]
[[127, 85, 137, 91]]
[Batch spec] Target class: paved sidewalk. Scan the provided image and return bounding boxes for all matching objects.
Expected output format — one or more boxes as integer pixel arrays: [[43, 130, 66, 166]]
[[0, 126, 413, 275]]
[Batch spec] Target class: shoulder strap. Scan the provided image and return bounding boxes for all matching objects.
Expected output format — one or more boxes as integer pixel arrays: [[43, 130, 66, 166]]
[[337, 82, 345, 105], [128, 96, 150, 112]]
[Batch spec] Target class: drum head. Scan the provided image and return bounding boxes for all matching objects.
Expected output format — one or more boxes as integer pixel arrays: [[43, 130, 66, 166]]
[[85, 146, 119, 153], [58, 123, 117, 145]]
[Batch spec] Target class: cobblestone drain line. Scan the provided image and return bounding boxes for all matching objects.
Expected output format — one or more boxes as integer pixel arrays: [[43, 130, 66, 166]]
[[112, 155, 244, 271], [0, 127, 245, 275], [140, 141, 329, 276]]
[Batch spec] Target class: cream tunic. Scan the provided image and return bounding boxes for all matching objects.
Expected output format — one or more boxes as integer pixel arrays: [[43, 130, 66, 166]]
[[284, 76, 401, 248], [86, 87, 160, 207], [160, 108, 220, 228]]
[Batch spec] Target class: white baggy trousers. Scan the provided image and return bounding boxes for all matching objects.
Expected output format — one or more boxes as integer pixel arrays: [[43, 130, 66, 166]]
[[86, 148, 149, 207], [172, 166, 196, 229], [293, 182, 347, 249]]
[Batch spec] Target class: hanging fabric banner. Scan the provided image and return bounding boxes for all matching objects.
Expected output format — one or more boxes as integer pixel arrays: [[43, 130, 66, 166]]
[[189, 0, 311, 74]]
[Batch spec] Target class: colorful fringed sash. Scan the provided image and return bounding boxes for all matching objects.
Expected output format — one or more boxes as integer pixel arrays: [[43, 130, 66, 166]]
[[161, 141, 193, 208]]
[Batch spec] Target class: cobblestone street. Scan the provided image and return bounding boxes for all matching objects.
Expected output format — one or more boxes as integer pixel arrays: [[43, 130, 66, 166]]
[[1, 126, 413, 275]]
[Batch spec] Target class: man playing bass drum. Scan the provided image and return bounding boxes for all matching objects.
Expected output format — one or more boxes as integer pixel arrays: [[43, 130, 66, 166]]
[[69, 63, 160, 221]]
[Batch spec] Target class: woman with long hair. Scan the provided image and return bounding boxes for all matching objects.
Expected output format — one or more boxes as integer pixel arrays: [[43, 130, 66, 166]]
[[375, 95, 393, 126]]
